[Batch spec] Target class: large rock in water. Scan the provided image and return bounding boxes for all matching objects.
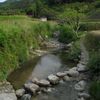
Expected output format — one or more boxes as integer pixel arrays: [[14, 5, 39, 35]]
[[69, 67, 77, 71], [0, 93, 17, 100], [21, 94, 31, 100], [56, 72, 67, 77], [24, 83, 40, 95], [66, 42, 74, 49], [77, 63, 88, 72], [36, 79, 50, 86], [16, 89, 25, 97], [47, 74, 59, 84], [64, 76, 72, 82], [75, 80, 86, 92], [32, 78, 39, 83], [77, 97, 85, 100], [67, 70, 79, 77], [78, 93, 91, 100], [0, 80, 17, 100]]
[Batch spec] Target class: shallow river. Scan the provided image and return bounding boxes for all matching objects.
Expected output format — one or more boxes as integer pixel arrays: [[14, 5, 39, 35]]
[[7, 47, 79, 100]]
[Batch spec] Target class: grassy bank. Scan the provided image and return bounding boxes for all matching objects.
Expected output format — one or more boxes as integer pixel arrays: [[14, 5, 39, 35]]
[[84, 31, 100, 77], [83, 31, 100, 57], [0, 16, 57, 81], [83, 31, 100, 100]]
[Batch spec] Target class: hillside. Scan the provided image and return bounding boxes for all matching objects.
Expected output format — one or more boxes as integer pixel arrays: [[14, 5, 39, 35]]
[[90, 11, 100, 19], [0, 0, 16, 6]]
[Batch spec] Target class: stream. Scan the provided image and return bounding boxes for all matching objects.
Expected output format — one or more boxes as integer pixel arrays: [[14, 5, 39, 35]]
[[7, 46, 79, 100]]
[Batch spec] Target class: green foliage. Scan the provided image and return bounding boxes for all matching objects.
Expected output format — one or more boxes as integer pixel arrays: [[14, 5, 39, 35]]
[[89, 82, 100, 100], [69, 43, 81, 60], [52, 24, 61, 32], [87, 55, 100, 76], [0, 71, 8, 81], [57, 7, 86, 38], [18, 45, 28, 63], [25, 1, 45, 18], [93, 1, 100, 8], [0, 16, 55, 81], [25, 3, 36, 15], [58, 26, 77, 44], [0, 10, 4, 15]]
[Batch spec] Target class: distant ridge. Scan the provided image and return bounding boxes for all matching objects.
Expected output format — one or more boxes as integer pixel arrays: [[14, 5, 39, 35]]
[[0, 0, 17, 6]]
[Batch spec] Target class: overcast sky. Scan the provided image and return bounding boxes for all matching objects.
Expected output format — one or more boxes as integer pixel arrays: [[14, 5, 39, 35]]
[[0, 0, 6, 2]]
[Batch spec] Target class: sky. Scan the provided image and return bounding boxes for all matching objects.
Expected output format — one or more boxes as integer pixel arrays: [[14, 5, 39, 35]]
[[0, 0, 6, 3]]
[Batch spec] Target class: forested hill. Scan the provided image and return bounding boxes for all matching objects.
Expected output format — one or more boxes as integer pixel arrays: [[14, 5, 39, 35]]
[[0, 0, 100, 19], [0, 0, 97, 8], [0, 0, 16, 6]]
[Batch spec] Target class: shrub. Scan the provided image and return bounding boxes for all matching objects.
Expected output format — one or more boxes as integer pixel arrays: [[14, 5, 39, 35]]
[[59, 26, 77, 44], [89, 82, 100, 100], [69, 43, 81, 60], [87, 55, 100, 77], [18, 45, 28, 63]]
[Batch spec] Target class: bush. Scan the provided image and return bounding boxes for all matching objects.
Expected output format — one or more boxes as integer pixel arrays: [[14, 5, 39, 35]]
[[89, 82, 100, 100], [69, 43, 81, 60], [87, 55, 100, 77], [58, 26, 77, 44]]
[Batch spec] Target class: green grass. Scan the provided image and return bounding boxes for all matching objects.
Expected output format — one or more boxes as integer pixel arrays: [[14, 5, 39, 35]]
[[0, 15, 39, 21], [83, 31, 100, 57], [89, 82, 100, 100], [83, 31, 100, 76], [0, 16, 57, 81], [87, 54, 100, 77], [69, 40, 81, 60]]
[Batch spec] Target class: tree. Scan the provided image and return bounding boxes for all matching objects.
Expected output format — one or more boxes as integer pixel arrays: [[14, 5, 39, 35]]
[[25, 3, 36, 16], [57, 8, 86, 38], [25, 1, 45, 18]]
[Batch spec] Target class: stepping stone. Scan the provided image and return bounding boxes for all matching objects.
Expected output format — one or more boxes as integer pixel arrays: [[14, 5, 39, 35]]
[[47, 74, 59, 84]]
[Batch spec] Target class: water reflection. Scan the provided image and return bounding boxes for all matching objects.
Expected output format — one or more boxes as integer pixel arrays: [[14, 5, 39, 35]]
[[27, 53, 61, 82]]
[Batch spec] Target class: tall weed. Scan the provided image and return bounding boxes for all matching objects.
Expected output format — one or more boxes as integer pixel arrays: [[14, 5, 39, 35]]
[[87, 55, 100, 77], [89, 82, 100, 100]]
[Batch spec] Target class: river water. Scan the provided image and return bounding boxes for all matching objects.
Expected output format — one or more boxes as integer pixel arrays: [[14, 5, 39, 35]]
[[7, 46, 79, 100]]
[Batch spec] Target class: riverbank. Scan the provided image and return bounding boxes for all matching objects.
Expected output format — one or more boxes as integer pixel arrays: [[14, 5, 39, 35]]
[[0, 37, 66, 100], [0, 35, 92, 100], [0, 16, 58, 81], [14, 36, 91, 100], [83, 31, 100, 100]]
